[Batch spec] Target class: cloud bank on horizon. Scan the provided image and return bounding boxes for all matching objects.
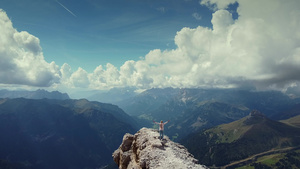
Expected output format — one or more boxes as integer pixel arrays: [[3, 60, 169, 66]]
[[0, 0, 300, 93]]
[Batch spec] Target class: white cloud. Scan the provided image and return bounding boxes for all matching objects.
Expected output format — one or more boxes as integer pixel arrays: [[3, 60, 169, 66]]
[[2, 0, 300, 93], [211, 10, 233, 33], [200, 0, 237, 10], [96, 0, 300, 91], [71, 67, 89, 88], [0, 9, 60, 87], [70, 0, 299, 92], [89, 64, 121, 89]]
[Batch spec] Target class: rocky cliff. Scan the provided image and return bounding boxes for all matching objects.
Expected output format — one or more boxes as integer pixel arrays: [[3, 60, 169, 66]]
[[113, 128, 208, 169]]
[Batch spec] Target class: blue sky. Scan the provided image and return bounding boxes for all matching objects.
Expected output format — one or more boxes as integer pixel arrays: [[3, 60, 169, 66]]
[[0, 0, 300, 97], [1, 0, 218, 72]]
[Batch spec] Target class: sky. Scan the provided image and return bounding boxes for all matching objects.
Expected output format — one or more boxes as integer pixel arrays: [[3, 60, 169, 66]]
[[0, 0, 300, 97]]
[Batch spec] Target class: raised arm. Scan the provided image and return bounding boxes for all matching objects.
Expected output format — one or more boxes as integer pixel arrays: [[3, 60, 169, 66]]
[[164, 120, 170, 124], [153, 120, 159, 124]]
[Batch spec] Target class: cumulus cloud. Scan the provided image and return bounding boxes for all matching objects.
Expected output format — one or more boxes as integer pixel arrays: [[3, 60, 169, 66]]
[[0, 9, 60, 87], [2, 0, 300, 93], [103, 0, 299, 91], [200, 0, 237, 10], [61, 0, 300, 92], [91, 0, 298, 91], [89, 63, 121, 89], [71, 67, 89, 88]]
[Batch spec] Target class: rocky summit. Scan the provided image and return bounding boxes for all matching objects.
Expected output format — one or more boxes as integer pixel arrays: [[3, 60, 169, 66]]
[[113, 128, 207, 169]]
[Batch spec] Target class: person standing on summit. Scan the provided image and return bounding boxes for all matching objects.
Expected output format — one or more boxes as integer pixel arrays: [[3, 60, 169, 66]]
[[153, 120, 170, 140]]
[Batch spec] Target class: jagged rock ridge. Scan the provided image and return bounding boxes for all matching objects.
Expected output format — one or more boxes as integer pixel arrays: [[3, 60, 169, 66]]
[[113, 128, 207, 169]]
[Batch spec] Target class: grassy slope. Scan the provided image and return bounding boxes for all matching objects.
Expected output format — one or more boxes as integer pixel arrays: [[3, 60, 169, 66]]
[[281, 114, 300, 128], [205, 118, 252, 143], [236, 149, 300, 169], [230, 116, 300, 168], [182, 111, 300, 167]]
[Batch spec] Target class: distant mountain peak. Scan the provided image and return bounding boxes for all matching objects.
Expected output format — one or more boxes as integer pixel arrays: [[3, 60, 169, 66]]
[[243, 110, 267, 125], [249, 109, 265, 117]]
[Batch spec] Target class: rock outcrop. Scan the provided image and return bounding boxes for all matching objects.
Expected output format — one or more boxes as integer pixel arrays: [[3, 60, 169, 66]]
[[113, 128, 208, 169]]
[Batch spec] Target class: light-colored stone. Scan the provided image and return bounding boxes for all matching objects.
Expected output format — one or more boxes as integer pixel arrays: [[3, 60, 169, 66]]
[[112, 128, 208, 169]]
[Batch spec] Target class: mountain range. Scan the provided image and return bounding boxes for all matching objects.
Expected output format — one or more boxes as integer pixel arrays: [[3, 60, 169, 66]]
[[0, 98, 136, 169], [1, 88, 300, 168], [181, 110, 300, 167], [117, 88, 296, 118], [0, 89, 70, 100], [114, 88, 299, 140], [86, 87, 138, 104]]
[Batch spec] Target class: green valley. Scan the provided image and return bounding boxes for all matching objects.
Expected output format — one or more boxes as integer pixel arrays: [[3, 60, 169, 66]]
[[182, 110, 300, 167]]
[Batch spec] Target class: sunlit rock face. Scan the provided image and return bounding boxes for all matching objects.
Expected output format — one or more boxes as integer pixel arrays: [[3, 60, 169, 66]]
[[113, 128, 208, 169]]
